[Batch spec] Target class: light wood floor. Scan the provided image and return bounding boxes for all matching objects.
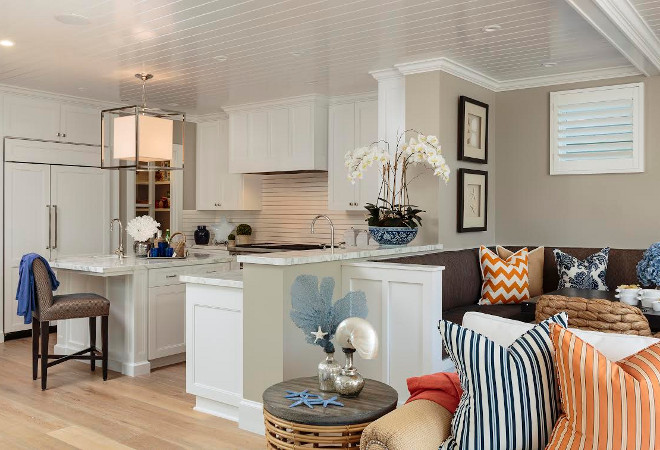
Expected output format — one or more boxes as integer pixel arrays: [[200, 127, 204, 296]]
[[0, 334, 264, 449]]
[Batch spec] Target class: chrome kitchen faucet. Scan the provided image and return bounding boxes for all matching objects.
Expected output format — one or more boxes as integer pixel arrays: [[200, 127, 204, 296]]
[[310, 215, 335, 254]]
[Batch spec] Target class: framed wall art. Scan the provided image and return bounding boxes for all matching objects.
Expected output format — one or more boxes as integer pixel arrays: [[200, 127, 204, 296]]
[[458, 96, 489, 163], [458, 168, 488, 232]]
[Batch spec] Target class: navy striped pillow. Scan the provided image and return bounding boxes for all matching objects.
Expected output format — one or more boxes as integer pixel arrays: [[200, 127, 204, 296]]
[[439, 313, 568, 450]]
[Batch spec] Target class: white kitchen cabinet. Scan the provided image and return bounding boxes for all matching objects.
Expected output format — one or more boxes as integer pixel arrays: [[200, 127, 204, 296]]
[[60, 103, 101, 145], [226, 96, 328, 173], [328, 98, 378, 210], [3, 160, 110, 333], [149, 284, 187, 359], [186, 281, 243, 420], [3, 94, 100, 145], [148, 262, 231, 361], [196, 119, 261, 211]]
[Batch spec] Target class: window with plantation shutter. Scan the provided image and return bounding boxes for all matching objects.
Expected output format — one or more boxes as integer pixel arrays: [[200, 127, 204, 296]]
[[550, 82, 644, 175]]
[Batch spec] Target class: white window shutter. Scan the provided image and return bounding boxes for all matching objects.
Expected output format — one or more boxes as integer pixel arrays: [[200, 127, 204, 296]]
[[550, 83, 644, 175]]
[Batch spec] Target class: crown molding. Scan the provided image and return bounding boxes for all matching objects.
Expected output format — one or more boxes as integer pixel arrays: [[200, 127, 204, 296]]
[[565, 0, 660, 76], [395, 57, 500, 91], [222, 93, 328, 113], [0, 82, 122, 108], [369, 68, 404, 81], [594, 0, 660, 73], [187, 112, 228, 123], [386, 56, 642, 92], [328, 91, 377, 105], [496, 65, 642, 91]]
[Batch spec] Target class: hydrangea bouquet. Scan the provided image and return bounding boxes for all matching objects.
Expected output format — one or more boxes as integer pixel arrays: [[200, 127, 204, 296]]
[[637, 242, 660, 287], [126, 215, 160, 242], [344, 130, 450, 228]]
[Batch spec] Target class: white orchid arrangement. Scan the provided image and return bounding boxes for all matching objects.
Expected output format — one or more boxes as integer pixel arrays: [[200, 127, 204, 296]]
[[344, 130, 450, 228], [126, 215, 160, 242]]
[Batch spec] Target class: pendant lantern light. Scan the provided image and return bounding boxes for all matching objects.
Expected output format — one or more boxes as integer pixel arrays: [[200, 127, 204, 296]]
[[101, 73, 185, 170]]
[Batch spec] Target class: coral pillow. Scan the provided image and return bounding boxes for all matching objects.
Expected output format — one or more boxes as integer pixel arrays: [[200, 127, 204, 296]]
[[547, 325, 660, 450], [497, 245, 544, 297], [479, 246, 530, 305]]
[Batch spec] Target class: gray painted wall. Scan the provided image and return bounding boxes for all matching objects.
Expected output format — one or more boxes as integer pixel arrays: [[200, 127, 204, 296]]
[[405, 71, 497, 250], [494, 75, 658, 249]]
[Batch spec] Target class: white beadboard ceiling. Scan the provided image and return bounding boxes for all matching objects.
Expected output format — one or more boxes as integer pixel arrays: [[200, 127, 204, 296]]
[[0, 0, 645, 114]]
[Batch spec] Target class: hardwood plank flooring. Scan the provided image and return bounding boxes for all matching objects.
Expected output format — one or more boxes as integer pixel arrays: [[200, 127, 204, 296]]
[[0, 334, 264, 449]]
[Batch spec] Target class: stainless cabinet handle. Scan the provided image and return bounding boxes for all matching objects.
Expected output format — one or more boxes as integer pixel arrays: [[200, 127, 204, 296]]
[[62, 133, 66, 138], [46, 205, 51, 249], [53, 205, 58, 249], [165, 274, 177, 278], [56, 132, 61, 137]]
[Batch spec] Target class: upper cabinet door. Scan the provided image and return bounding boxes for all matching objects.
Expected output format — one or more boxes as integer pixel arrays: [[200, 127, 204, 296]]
[[60, 104, 101, 145], [328, 102, 358, 211], [3, 94, 61, 141], [247, 110, 269, 164], [196, 121, 223, 210], [50, 165, 109, 260], [354, 100, 379, 208]]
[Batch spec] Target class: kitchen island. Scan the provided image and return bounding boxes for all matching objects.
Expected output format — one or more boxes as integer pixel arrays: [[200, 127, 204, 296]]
[[50, 254, 233, 376], [181, 244, 445, 435]]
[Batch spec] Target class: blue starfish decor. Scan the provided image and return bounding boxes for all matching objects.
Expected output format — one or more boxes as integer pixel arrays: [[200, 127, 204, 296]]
[[284, 390, 344, 409]]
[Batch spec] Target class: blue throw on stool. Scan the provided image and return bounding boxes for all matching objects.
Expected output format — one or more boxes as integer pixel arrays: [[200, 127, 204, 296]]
[[16, 253, 59, 324]]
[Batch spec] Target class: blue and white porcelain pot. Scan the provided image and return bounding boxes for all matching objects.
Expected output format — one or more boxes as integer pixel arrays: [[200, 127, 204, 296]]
[[368, 226, 418, 246]]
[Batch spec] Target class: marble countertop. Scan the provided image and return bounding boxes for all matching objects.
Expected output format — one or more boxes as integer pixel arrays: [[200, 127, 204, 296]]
[[180, 270, 243, 288], [50, 255, 234, 275], [236, 244, 444, 266]]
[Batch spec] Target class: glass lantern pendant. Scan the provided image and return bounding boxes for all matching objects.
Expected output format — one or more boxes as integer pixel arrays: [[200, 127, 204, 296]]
[[101, 73, 185, 170]]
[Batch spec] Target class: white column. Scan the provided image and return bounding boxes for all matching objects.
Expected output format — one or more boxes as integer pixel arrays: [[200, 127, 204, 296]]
[[370, 68, 406, 153]]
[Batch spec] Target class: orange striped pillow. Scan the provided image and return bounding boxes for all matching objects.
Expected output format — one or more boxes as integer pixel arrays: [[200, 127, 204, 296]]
[[548, 324, 660, 450], [478, 246, 530, 305]]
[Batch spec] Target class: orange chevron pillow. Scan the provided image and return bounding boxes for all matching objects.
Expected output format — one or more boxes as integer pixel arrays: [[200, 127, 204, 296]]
[[548, 325, 660, 450], [478, 246, 530, 305]]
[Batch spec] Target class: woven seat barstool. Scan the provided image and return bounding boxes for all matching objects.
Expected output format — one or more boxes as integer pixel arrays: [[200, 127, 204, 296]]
[[31, 258, 110, 390]]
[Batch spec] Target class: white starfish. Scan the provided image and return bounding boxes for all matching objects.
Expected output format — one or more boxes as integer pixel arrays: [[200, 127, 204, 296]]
[[310, 326, 328, 343]]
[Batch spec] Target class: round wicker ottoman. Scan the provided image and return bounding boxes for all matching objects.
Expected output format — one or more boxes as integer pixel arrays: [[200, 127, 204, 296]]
[[262, 376, 398, 449]]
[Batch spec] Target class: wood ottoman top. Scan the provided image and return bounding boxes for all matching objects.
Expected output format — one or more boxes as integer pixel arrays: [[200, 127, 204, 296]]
[[262, 377, 398, 426]]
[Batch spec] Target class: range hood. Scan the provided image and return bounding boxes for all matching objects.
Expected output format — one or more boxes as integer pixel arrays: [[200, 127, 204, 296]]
[[224, 95, 328, 174]]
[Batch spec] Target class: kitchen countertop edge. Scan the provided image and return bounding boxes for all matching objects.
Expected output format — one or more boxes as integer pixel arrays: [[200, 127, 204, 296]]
[[236, 244, 443, 266]]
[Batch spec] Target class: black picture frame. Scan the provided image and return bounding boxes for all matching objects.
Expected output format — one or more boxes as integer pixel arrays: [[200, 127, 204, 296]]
[[457, 168, 488, 233], [458, 96, 489, 164]]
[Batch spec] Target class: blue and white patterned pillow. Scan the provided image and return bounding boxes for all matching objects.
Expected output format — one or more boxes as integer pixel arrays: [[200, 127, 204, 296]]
[[553, 247, 610, 291], [439, 313, 568, 450]]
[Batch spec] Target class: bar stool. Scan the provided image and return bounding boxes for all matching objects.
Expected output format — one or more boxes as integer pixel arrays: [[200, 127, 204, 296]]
[[31, 258, 110, 390]]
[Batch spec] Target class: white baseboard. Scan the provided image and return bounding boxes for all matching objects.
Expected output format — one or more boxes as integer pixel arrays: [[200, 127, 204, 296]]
[[53, 343, 151, 376], [239, 399, 265, 435], [194, 397, 239, 422]]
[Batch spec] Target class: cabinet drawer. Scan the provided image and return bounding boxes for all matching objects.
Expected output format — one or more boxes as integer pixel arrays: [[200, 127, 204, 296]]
[[149, 263, 231, 287]]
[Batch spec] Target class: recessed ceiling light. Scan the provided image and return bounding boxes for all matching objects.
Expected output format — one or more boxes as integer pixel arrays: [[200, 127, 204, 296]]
[[290, 51, 305, 57], [0, 40, 15, 47], [541, 62, 557, 68], [55, 13, 91, 25], [77, 87, 86, 91], [213, 55, 228, 62], [481, 24, 501, 33], [305, 80, 318, 85], [169, 103, 179, 107]]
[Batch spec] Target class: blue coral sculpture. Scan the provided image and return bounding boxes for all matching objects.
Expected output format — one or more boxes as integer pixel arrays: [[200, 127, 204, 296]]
[[290, 275, 367, 353]]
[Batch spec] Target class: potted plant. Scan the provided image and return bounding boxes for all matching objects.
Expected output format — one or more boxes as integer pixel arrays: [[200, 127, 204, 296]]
[[227, 233, 236, 248], [235, 224, 252, 245], [345, 130, 450, 246]]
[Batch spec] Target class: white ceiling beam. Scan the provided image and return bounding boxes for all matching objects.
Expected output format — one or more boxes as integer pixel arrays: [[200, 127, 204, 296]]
[[565, 0, 660, 76]]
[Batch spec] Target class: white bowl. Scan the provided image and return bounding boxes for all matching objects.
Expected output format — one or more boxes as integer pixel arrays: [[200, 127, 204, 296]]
[[653, 301, 660, 312], [616, 294, 639, 306]]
